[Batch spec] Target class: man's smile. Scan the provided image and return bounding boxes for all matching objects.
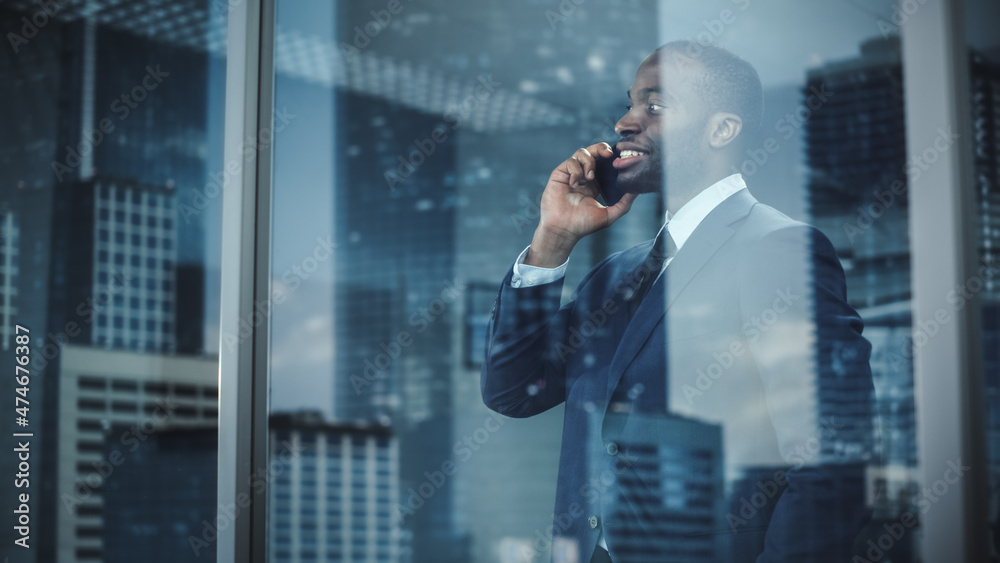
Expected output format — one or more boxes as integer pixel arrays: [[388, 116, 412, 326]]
[[613, 144, 650, 170]]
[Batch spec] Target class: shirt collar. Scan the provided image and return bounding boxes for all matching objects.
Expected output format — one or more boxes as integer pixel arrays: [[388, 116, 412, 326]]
[[664, 174, 747, 250]]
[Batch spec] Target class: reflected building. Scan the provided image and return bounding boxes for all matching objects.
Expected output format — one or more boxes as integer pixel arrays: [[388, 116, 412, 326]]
[[101, 425, 218, 563], [598, 413, 724, 563], [332, 86, 467, 561], [972, 51, 1000, 531], [48, 178, 178, 353], [0, 209, 19, 351], [0, 4, 222, 562], [269, 411, 401, 563], [54, 344, 217, 563], [804, 38, 915, 515], [805, 34, 1000, 535]]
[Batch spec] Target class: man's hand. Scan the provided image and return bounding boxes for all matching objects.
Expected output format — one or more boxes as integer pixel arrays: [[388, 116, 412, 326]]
[[525, 142, 638, 268]]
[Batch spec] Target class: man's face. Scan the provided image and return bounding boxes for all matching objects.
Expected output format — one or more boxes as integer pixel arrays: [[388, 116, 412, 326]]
[[613, 50, 712, 194]]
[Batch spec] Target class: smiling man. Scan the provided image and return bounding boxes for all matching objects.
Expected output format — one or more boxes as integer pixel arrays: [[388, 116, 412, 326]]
[[482, 41, 875, 563]]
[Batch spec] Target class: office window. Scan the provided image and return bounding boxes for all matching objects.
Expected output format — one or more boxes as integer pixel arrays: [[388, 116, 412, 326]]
[[0, 4, 226, 561], [253, 1, 998, 562]]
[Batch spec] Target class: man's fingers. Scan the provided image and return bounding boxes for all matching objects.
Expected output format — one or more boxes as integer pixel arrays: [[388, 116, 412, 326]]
[[565, 157, 587, 187], [605, 192, 638, 224], [573, 148, 597, 181], [589, 141, 616, 158]]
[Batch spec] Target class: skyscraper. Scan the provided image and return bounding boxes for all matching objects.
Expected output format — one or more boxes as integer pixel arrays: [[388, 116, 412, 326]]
[[804, 38, 916, 529], [47, 178, 178, 353], [804, 36, 1000, 527], [101, 425, 218, 563], [0, 5, 222, 561], [0, 208, 20, 351], [332, 86, 465, 561], [268, 411, 401, 563], [54, 344, 217, 563]]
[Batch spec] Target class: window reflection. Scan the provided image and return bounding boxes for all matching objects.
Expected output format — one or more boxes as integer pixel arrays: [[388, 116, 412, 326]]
[[261, 1, 1000, 562], [1, 1, 225, 561]]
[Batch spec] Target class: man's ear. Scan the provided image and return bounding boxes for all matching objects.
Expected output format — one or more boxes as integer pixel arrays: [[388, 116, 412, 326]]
[[707, 112, 742, 149]]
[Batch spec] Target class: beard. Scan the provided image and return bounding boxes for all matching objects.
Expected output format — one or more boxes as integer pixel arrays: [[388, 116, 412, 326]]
[[617, 122, 707, 197], [616, 149, 664, 195]]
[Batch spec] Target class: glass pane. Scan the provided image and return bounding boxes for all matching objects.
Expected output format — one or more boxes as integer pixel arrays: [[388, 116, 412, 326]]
[[967, 0, 1000, 555], [0, 1, 226, 561], [266, 2, 922, 561]]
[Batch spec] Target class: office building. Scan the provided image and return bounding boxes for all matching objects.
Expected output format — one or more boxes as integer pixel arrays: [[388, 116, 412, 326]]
[[0, 209, 19, 350], [0, 7, 221, 560], [599, 413, 725, 563], [54, 344, 217, 563], [50, 178, 178, 352], [269, 411, 401, 563], [101, 425, 218, 563], [805, 36, 1000, 517]]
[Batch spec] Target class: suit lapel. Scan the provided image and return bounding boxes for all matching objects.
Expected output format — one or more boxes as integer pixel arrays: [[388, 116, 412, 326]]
[[605, 190, 759, 405]]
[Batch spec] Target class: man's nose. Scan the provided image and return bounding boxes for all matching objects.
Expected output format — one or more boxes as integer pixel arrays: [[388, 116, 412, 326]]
[[615, 110, 639, 138]]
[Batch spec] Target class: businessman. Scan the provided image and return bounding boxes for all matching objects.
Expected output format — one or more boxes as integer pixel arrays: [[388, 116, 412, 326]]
[[482, 41, 875, 563]]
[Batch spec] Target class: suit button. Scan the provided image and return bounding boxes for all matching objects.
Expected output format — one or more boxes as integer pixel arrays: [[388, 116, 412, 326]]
[[588, 515, 599, 529], [606, 442, 619, 456]]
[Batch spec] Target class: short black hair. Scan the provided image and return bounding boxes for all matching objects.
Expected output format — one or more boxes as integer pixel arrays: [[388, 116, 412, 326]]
[[657, 40, 764, 135]]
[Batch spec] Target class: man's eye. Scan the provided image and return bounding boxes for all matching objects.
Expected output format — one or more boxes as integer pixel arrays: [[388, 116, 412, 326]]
[[625, 104, 633, 112], [648, 103, 664, 113]]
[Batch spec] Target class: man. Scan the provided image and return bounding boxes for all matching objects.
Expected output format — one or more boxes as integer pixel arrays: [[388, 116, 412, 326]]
[[481, 41, 874, 562]]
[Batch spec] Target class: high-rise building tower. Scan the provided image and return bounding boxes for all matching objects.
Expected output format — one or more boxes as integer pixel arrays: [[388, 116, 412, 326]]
[[101, 425, 218, 563], [47, 178, 178, 353], [54, 344, 217, 563], [804, 37, 1000, 523], [0, 209, 20, 351], [0, 6, 221, 561], [804, 38, 915, 520], [268, 411, 401, 563]]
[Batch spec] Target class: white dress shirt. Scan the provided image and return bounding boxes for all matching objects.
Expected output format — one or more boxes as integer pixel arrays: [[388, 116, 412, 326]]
[[506, 173, 748, 553], [510, 173, 748, 288]]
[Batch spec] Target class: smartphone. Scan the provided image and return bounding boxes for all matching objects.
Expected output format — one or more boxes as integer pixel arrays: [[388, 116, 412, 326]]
[[595, 146, 624, 206]]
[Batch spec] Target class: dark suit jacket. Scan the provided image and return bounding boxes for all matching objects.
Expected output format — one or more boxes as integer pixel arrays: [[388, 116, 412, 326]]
[[481, 190, 875, 563]]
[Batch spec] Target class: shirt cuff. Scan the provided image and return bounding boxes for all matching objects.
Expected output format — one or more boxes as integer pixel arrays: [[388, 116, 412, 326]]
[[510, 245, 568, 288]]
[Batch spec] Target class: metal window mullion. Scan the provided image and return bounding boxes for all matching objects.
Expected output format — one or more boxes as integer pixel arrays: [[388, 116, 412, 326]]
[[902, 0, 989, 561], [218, 0, 274, 562]]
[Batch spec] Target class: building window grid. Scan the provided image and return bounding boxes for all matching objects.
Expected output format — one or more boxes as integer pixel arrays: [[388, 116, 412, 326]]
[[92, 184, 177, 352], [0, 211, 20, 350]]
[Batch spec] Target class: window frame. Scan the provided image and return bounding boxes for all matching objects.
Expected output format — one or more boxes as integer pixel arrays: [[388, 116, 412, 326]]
[[216, 0, 991, 560], [218, 0, 275, 562], [901, 0, 989, 559]]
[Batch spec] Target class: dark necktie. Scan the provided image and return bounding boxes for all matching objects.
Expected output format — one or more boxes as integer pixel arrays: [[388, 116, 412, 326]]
[[627, 225, 676, 319]]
